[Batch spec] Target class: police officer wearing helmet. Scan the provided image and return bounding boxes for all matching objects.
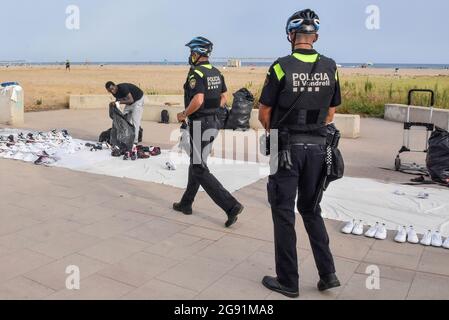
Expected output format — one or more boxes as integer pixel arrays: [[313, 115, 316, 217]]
[[174, 37, 244, 228], [259, 9, 341, 298]]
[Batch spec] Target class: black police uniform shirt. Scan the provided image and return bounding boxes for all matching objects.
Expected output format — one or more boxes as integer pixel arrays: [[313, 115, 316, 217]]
[[184, 61, 227, 119], [113, 83, 144, 103], [260, 49, 342, 137]]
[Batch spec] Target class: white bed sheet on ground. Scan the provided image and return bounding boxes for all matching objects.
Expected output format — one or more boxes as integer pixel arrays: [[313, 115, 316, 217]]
[[54, 148, 269, 193], [321, 177, 449, 237]]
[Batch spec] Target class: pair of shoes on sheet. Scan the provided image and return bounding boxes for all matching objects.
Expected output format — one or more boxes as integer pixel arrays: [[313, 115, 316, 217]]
[[394, 226, 419, 244], [420, 230, 449, 248], [342, 220, 387, 240]]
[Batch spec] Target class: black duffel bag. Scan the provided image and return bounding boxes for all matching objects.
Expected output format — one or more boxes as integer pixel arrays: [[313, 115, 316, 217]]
[[426, 127, 449, 185]]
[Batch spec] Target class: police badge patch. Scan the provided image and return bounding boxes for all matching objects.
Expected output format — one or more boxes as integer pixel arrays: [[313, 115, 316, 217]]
[[189, 78, 197, 89]]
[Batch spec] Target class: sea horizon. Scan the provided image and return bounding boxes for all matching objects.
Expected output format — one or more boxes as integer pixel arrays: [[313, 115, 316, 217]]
[[1, 60, 448, 70]]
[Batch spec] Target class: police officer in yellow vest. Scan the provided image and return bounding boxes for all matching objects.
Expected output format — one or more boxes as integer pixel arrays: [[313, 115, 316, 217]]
[[259, 10, 341, 298], [174, 37, 244, 228]]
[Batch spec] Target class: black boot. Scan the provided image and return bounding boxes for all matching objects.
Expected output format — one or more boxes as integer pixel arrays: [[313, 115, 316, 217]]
[[262, 276, 299, 298], [317, 273, 341, 292], [173, 202, 193, 215], [225, 203, 244, 228]]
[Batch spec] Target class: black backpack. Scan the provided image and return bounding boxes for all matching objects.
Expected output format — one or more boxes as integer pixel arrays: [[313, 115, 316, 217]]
[[160, 110, 170, 124]]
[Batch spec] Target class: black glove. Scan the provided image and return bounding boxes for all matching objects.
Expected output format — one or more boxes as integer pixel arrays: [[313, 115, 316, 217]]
[[279, 149, 293, 171]]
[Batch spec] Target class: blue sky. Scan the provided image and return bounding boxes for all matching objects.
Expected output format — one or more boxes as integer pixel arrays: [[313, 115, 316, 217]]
[[0, 0, 448, 64]]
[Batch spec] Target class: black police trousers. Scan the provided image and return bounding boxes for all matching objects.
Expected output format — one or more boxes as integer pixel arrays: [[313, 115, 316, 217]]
[[268, 144, 336, 291], [180, 115, 238, 214]]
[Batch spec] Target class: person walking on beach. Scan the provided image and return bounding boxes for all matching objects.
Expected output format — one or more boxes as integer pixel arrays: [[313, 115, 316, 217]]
[[66, 60, 71, 71], [173, 36, 244, 228], [105, 81, 145, 147], [259, 9, 341, 298]]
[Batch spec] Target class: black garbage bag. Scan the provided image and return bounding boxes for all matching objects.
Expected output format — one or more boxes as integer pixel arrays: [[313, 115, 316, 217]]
[[100, 105, 144, 151], [226, 88, 255, 131], [216, 105, 230, 130], [109, 105, 136, 152], [426, 127, 449, 185]]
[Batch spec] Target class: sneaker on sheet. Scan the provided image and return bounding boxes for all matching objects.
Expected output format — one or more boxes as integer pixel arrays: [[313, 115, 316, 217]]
[[394, 226, 407, 243], [431, 231, 443, 248], [375, 224, 388, 240], [365, 223, 379, 238], [341, 220, 354, 234], [352, 220, 365, 236], [420, 230, 432, 246], [407, 226, 420, 244]]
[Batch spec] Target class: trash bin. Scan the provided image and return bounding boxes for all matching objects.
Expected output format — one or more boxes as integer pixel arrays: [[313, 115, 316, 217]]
[[0, 83, 24, 125]]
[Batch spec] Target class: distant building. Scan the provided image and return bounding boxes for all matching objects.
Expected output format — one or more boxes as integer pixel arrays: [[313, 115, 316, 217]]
[[227, 59, 242, 68]]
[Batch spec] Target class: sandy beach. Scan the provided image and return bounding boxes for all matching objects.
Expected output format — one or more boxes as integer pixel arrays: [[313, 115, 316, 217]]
[[1, 65, 449, 112]]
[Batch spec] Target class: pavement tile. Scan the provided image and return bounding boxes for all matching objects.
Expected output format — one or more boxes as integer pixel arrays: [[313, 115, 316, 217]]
[[29, 232, 101, 259], [228, 250, 277, 283], [0, 277, 55, 300], [328, 233, 373, 261], [98, 252, 180, 287], [371, 237, 424, 257], [338, 274, 410, 300], [417, 248, 449, 277], [79, 236, 150, 264], [78, 215, 152, 240], [0, 214, 41, 237], [181, 226, 226, 241], [24, 254, 108, 291], [63, 205, 118, 225], [194, 275, 271, 300], [0, 233, 42, 251], [0, 249, 55, 283], [407, 272, 449, 300], [355, 263, 416, 283], [46, 274, 134, 300], [363, 249, 421, 270], [156, 256, 235, 292], [125, 218, 189, 244], [17, 219, 84, 243], [145, 233, 214, 260], [122, 279, 197, 300], [195, 235, 267, 266]]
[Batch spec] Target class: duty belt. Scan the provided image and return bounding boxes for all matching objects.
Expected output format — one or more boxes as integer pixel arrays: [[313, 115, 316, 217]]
[[290, 134, 327, 146]]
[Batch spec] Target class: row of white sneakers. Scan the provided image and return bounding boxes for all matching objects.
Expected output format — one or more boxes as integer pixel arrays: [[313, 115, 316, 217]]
[[342, 220, 388, 240], [342, 220, 449, 249], [413, 229, 449, 248]]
